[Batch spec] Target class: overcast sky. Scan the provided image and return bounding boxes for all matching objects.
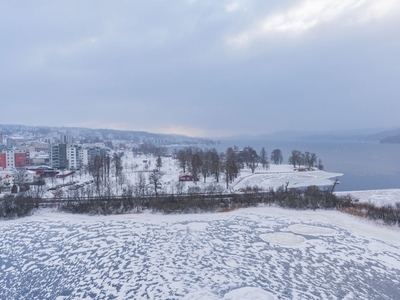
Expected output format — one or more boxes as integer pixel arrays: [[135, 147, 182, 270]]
[[1, 0, 400, 137]]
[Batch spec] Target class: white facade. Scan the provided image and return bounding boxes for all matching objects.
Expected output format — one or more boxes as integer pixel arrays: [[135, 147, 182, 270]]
[[80, 146, 107, 166], [5, 150, 14, 169], [67, 145, 82, 169], [81, 148, 89, 166], [48, 132, 74, 145]]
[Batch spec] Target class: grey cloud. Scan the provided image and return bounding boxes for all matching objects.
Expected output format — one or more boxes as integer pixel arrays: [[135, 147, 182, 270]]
[[1, 1, 399, 136]]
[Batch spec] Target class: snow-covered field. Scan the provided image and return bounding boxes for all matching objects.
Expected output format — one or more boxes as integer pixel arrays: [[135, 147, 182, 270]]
[[124, 154, 343, 192], [1, 207, 399, 299], [36, 153, 343, 198], [230, 165, 342, 191]]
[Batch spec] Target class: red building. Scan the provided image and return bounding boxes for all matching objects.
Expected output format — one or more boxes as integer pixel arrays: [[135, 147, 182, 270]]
[[14, 152, 26, 167], [28, 166, 58, 177], [179, 173, 199, 182], [0, 153, 5, 169], [0, 150, 27, 169]]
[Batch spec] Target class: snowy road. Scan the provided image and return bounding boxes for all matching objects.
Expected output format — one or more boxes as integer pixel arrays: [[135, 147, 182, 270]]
[[1, 208, 399, 299]]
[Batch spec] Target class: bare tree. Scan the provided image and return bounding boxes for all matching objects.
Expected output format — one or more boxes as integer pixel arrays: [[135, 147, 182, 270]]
[[242, 146, 259, 173], [112, 153, 123, 184], [317, 159, 324, 170], [271, 149, 283, 164], [304, 152, 318, 169], [0, 176, 4, 194], [103, 178, 115, 198], [223, 147, 240, 189], [130, 162, 136, 173], [148, 169, 164, 196], [156, 155, 162, 171], [174, 149, 190, 173], [27, 183, 46, 202], [13, 168, 27, 185], [200, 150, 211, 183], [288, 150, 303, 168], [259, 147, 269, 169], [90, 155, 103, 195], [209, 149, 221, 183], [190, 153, 202, 184], [134, 172, 147, 197], [175, 180, 185, 195], [330, 177, 340, 193]]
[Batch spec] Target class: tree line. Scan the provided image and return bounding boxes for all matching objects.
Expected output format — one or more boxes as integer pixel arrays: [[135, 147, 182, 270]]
[[174, 146, 273, 188], [0, 145, 329, 219], [288, 150, 323, 170], [174, 146, 323, 186], [2, 185, 399, 228]]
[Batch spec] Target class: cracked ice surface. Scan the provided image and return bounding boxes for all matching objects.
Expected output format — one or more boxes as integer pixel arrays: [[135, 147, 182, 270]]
[[1, 207, 400, 299]]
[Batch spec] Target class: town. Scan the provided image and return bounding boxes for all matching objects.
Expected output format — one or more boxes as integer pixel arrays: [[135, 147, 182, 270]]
[[0, 124, 216, 195]]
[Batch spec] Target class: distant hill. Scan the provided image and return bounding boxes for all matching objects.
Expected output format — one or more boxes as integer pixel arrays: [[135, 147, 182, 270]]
[[0, 124, 216, 146], [221, 129, 400, 142], [300, 134, 365, 141], [233, 129, 388, 142], [380, 134, 400, 144], [365, 128, 400, 142], [258, 131, 309, 140], [302, 128, 391, 142]]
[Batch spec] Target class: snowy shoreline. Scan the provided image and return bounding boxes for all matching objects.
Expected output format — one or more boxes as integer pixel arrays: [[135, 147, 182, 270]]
[[336, 189, 400, 207]]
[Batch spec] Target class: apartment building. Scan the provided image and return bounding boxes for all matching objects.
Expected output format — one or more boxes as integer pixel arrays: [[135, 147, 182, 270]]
[[0, 150, 28, 169]]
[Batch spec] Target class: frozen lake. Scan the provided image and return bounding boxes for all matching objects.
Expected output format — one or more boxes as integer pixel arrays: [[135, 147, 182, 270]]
[[1, 207, 399, 299], [215, 139, 400, 191]]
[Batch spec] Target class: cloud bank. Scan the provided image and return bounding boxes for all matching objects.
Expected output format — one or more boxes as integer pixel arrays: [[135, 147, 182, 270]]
[[1, 1, 399, 137]]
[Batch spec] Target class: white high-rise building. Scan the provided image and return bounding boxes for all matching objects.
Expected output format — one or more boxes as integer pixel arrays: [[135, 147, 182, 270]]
[[67, 144, 82, 169]]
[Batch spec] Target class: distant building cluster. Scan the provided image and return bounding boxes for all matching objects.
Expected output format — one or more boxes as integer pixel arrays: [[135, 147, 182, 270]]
[[0, 124, 213, 177], [0, 130, 109, 171], [49, 143, 107, 170]]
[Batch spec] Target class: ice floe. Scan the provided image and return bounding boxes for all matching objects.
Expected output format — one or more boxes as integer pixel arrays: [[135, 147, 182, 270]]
[[260, 232, 307, 247]]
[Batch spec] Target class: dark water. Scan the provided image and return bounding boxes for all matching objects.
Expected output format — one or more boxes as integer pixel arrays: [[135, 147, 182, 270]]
[[214, 139, 400, 192]]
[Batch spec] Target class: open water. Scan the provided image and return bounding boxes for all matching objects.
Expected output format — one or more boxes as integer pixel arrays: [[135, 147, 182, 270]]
[[214, 139, 400, 192]]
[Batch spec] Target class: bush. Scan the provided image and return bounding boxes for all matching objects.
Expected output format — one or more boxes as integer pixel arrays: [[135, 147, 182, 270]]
[[0, 195, 36, 219]]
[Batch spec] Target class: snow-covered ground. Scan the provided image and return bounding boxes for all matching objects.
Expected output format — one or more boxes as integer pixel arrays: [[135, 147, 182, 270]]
[[336, 189, 400, 207], [126, 154, 343, 192], [37, 153, 342, 198], [230, 164, 342, 191], [2, 152, 400, 299], [1, 207, 399, 299]]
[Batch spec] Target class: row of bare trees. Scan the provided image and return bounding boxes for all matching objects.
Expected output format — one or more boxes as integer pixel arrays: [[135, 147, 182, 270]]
[[132, 143, 167, 156], [2, 180, 400, 227], [87, 152, 126, 196], [55, 184, 399, 226], [288, 150, 324, 170], [174, 147, 222, 183], [174, 146, 275, 188]]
